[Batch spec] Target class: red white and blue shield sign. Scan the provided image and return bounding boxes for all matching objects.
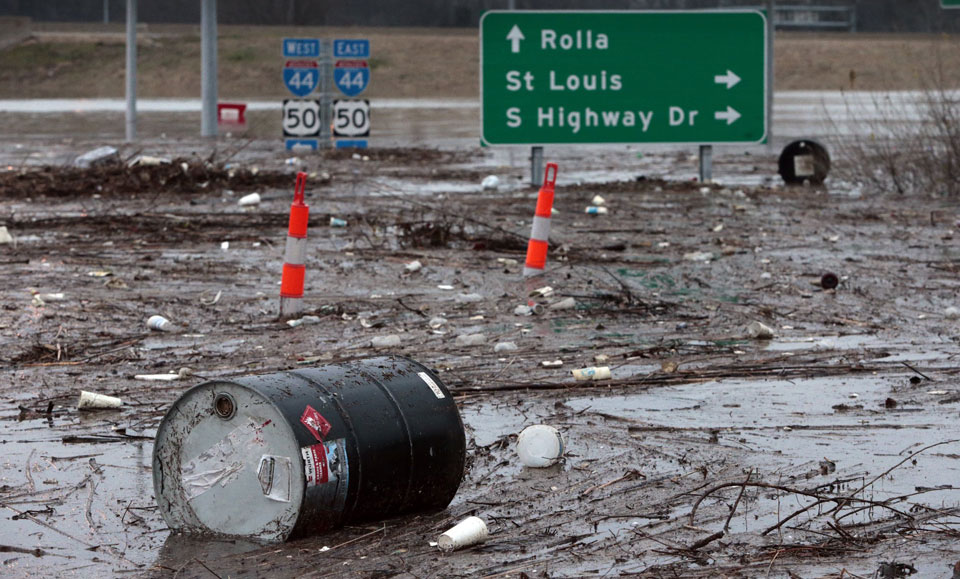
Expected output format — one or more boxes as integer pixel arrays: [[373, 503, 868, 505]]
[[284, 60, 320, 97], [334, 60, 370, 97]]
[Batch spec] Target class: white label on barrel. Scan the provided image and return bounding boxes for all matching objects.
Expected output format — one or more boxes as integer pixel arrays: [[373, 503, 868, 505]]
[[181, 418, 266, 500], [418, 372, 445, 399], [794, 154, 815, 177]]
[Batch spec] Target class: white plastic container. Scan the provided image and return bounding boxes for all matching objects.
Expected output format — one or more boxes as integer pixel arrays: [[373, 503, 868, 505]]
[[571, 366, 611, 381], [516, 424, 565, 468], [438, 516, 488, 551], [78, 390, 122, 410], [147, 315, 175, 332]]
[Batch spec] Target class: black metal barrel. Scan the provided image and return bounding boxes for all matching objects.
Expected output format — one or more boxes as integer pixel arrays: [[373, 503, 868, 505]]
[[153, 356, 466, 541]]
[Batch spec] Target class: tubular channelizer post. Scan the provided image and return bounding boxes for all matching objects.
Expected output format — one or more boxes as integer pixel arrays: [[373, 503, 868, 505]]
[[523, 163, 559, 278], [280, 172, 310, 318]]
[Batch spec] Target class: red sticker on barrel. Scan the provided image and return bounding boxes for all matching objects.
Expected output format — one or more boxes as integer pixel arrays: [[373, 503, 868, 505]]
[[301, 444, 328, 487], [301, 405, 332, 441]]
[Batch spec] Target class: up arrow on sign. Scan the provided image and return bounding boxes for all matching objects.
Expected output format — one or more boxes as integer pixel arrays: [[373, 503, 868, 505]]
[[714, 70, 741, 89], [507, 25, 525, 53], [715, 106, 742, 125]]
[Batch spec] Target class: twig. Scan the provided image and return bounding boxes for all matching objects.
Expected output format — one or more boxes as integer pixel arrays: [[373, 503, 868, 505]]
[[901, 361, 933, 381], [724, 469, 752, 532], [193, 558, 224, 579]]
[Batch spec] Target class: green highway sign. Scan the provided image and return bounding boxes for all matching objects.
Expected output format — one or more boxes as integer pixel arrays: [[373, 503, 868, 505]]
[[480, 10, 768, 145], [943, 0, 960, 8]]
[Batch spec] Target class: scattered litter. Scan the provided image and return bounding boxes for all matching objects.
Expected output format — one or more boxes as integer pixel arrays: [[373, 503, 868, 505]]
[[571, 366, 611, 381], [238, 192, 261, 206], [746, 321, 775, 340], [699, 186, 711, 194], [88, 270, 113, 278], [529, 286, 554, 298], [351, 153, 362, 160], [514, 304, 533, 316], [849, 393, 860, 399], [517, 424, 565, 467], [661, 360, 679, 373], [594, 354, 609, 364], [481, 175, 500, 190], [129, 155, 170, 167], [221, 241, 230, 251], [591, 194, 606, 206], [455, 333, 486, 347], [929, 390, 948, 395], [200, 290, 223, 306], [330, 217, 348, 227], [404, 260, 422, 273], [285, 157, 301, 166], [74, 146, 118, 168], [496, 257, 518, 266], [0, 226, 12, 244], [946, 306, 959, 319], [712, 223, 724, 232], [657, 241, 670, 248], [319, 546, 331, 553], [494, 341, 518, 352], [455, 293, 483, 304], [147, 315, 175, 332], [78, 390, 122, 410], [549, 297, 576, 310], [134, 373, 181, 382], [585, 206, 608, 215], [438, 516, 488, 552], [104, 277, 128, 289], [821, 272, 840, 290], [541, 360, 563, 368], [468, 315, 484, 321], [760, 272, 772, 279], [287, 315, 321, 328], [371, 335, 402, 348], [32, 292, 65, 307], [683, 251, 713, 262], [428, 317, 447, 329], [437, 285, 455, 291]]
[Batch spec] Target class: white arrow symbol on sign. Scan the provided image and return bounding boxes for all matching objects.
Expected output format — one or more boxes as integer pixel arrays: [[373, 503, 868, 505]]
[[715, 106, 741, 125], [507, 25, 525, 54], [714, 69, 741, 89]]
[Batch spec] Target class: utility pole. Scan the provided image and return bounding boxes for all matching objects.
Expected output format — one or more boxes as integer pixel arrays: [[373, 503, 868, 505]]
[[201, 0, 218, 137], [125, 0, 136, 141]]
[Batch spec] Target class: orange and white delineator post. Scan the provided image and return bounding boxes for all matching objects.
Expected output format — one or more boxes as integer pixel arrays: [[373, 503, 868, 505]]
[[280, 172, 309, 318], [523, 163, 558, 277]]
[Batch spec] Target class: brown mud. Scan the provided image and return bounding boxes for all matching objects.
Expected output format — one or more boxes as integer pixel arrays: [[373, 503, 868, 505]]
[[0, 144, 959, 578]]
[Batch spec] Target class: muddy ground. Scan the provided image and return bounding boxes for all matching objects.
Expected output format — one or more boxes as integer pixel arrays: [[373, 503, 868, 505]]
[[1, 142, 959, 578]]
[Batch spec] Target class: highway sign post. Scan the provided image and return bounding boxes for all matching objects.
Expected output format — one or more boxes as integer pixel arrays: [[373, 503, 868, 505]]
[[480, 10, 767, 151]]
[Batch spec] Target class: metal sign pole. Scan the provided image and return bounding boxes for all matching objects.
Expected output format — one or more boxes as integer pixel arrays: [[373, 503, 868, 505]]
[[125, 0, 136, 142], [767, 0, 775, 148], [699, 144, 712, 183], [530, 146, 544, 186], [201, 0, 218, 138], [104, 0, 110, 23]]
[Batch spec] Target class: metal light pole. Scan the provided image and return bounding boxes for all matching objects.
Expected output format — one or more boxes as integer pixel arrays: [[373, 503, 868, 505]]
[[201, 0, 218, 137], [125, 0, 136, 142]]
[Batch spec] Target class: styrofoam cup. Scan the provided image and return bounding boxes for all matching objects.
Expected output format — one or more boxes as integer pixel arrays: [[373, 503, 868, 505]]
[[78, 390, 122, 410], [438, 516, 488, 551], [238, 192, 261, 206], [147, 315, 174, 332], [516, 424, 565, 468]]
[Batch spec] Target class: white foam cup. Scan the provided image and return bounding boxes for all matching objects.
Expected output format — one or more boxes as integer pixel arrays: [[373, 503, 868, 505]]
[[78, 390, 122, 410], [438, 516, 488, 551], [516, 424, 565, 468]]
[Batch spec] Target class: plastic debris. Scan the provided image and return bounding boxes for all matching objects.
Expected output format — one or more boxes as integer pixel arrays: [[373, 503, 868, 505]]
[[585, 206, 608, 215], [74, 146, 118, 168], [594, 354, 609, 364], [946, 306, 959, 319], [129, 155, 171, 167], [481, 175, 500, 190], [330, 217, 348, 227], [746, 321, 775, 340], [529, 286, 554, 298], [287, 315, 321, 328], [147, 315, 175, 332], [428, 317, 447, 329], [591, 194, 606, 206], [455, 293, 483, 304], [220, 241, 230, 251], [541, 360, 563, 368], [405, 260, 423, 273], [496, 258, 518, 266], [455, 333, 486, 347], [371, 335, 402, 348], [88, 270, 112, 278], [0, 226, 12, 244], [549, 297, 576, 310], [238, 192, 261, 206], [437, 285, 455, 291], [494, 341, 518, 353], [517, 425, 565, 467], [134, 373, 181, 381], [285, 157, 301, 166], [683, 251, 713, 262], [571, 366, 611, 381], [78, 390, 122, 410], [437, 516, 488, 552]]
